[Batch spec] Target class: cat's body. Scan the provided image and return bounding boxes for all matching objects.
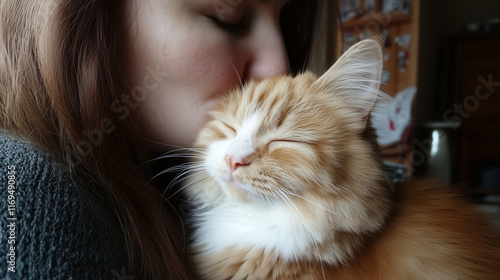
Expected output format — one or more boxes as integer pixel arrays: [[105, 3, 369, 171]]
[[183, 39, 500, 279], [190, 180, 499, 280]]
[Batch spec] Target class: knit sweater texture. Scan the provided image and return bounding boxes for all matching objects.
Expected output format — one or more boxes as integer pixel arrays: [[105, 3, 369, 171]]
[[0, 133, 129, 279]]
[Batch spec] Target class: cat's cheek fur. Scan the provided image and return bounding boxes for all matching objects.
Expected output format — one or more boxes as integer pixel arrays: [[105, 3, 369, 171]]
[[205, 139, 232, 181]]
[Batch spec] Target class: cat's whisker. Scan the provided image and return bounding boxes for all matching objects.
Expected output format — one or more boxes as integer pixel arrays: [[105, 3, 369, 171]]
[[154, 153, 197, 159], [138, 147, 204, 168], [279, 188, 340, 216], [151, 165, 207, 200], [164, 171, 211, 200], [226, 57, 244, 89], [147, 163, 193, 183], [141, 139, 201, 152], [164, 183, 191, 200], [300, 53, 309, 75], [162, 163, 206, 186]]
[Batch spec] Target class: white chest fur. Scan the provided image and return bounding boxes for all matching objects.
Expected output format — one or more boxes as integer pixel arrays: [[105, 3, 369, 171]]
[[191, 201, 324, 260]]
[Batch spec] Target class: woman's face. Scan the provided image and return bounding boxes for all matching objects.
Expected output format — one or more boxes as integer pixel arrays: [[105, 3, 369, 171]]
[[124, 0, 290, 149]]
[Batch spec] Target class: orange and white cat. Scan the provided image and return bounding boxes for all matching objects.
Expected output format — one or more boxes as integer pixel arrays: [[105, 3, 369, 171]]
[[183, 39, 500, 280]]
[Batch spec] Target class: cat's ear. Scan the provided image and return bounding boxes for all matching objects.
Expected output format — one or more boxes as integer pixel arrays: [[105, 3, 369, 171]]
[[314, 39, 383, 123]]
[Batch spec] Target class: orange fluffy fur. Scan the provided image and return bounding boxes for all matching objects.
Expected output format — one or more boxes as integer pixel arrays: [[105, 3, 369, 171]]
[[184, 40, 500, 280], [190, 181, 500, 280]]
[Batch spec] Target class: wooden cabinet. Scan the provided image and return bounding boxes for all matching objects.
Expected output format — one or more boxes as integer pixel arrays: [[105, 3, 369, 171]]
[[447, 33, 500, 190], [336, 0, 420, 97]]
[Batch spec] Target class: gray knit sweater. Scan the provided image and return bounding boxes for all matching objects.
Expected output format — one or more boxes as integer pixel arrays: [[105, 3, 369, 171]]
[[0, 133, 129, 279]]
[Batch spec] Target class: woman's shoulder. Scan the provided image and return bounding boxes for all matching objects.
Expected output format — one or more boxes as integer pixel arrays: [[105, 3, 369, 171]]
[[0, 132, 130, 279]]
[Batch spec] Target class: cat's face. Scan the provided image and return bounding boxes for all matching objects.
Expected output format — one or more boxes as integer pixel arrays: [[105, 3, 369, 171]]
[[187, 39, 389, 209]]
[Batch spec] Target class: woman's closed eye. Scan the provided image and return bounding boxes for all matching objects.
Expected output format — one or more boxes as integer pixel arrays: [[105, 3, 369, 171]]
[[208, 16, 247, 34]]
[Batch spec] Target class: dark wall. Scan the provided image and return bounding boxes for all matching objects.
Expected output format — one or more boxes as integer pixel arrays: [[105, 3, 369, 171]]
[[415, 0, 500, 123]]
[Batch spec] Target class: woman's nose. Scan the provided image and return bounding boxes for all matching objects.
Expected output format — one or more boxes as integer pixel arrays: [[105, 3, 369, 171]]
[[242, 22, 290, 80]]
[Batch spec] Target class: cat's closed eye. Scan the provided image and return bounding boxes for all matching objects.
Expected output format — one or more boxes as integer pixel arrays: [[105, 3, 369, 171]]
[[221, 122, 237, 137], [267, 139, 310, 153]]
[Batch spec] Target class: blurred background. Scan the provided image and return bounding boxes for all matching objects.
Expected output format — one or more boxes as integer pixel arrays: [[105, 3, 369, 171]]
[[310, 0, 500, 226]]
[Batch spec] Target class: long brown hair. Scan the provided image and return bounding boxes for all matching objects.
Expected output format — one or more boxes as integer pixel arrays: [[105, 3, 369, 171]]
[[0, 0, 322, 278]]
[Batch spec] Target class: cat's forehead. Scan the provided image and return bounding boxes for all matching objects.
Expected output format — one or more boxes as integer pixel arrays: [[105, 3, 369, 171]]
[[216, 72, 338, 142], [236, 73, 319, 118], [206, 70, 354, 144], [249, 72, 317, 97]]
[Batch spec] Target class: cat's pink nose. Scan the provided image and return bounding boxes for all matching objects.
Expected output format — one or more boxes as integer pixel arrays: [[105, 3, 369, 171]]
[[224, 154, 248, 173]]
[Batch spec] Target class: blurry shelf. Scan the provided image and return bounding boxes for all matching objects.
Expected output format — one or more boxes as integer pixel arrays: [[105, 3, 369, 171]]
[[340, 12, 412, 30], [335, 0, 420, 97]]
